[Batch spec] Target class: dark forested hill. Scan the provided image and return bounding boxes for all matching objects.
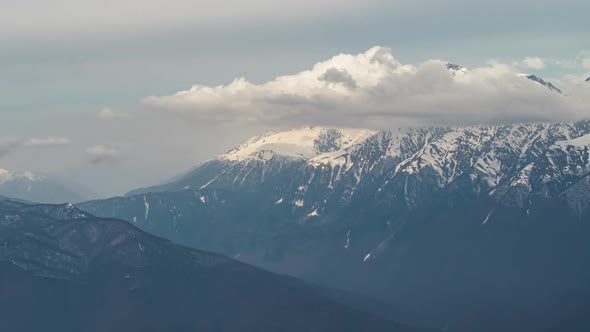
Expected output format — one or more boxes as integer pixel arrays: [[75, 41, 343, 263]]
[[0, 200, 422, 332]]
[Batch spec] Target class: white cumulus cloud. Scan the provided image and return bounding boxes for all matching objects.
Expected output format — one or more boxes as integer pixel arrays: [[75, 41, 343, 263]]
[[143, 47, 589, 129], [517, 56, 546, 70]]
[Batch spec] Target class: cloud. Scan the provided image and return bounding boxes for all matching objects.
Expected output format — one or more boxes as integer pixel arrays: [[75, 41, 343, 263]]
[[318, 67, 357, 89], [2, 0, 384, 42], [98, 107, 130, 119], [553, 51, 590, 74], [143, 47, 589, 129], [86, 145, 123, 164], [0, 136, 71, 159], [24, 137, 72, 147], [571, 50, 590, 70], [517, 57, 546, 70]]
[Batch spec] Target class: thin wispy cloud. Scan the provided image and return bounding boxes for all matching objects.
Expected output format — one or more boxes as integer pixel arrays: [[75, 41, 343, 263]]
[[24, 137, 72, 147], [1, 0, 384, 41], [0, 136, 72, 159]]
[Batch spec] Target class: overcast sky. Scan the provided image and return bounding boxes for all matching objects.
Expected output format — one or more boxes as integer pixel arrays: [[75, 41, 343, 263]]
[[1, 0, 589, 197]]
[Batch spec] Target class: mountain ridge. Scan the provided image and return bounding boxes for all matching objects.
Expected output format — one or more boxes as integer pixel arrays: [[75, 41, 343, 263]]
[[127, 121, 590, 218], [82, 119, 590, 332], [0, 199, 423, 332], [0, 168, 92, 204]]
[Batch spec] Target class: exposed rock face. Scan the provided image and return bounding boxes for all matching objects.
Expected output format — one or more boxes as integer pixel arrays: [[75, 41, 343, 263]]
[[524, 74, 563, 94]]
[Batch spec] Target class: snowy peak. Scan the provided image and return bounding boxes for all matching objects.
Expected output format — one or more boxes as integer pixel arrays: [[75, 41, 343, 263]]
[[220, 127, 376, 162], [523, 74, 563, 94], [131, 120, 590, 218], [446, 63, 469, 76], [0, 168, 90, 204], [445, 65, 564, 96], [446, 63, 463, 71]]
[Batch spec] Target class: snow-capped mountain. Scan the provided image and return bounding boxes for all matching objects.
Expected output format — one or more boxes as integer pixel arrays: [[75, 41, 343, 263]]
[[221, 127, 377, 162], [0, 168, 90, 203], [446, 63, 469, 76], [446, 62, 563, 94], [129, 121, 590, 218], [82, 120, 590, 332]]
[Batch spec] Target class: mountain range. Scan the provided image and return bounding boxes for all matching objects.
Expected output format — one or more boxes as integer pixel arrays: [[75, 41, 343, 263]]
[[0, 168, 91, 203], [0, 199, 423, 332], [79, 119, 590, 332], [4, 73, 589, 331]]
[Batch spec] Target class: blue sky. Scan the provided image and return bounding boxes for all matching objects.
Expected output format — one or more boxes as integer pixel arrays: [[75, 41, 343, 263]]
[[1, 0, 589, 196]]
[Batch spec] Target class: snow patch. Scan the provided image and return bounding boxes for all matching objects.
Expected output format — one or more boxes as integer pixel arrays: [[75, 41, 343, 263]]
[[200, 174, 221, 189], [143, 196, 150, 220], [221, 127, 376, 162], [308, 209, 319, 217], [344, 230, 351, 249], [554, 133, 590, 148], [482, 209, 494, 225]]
